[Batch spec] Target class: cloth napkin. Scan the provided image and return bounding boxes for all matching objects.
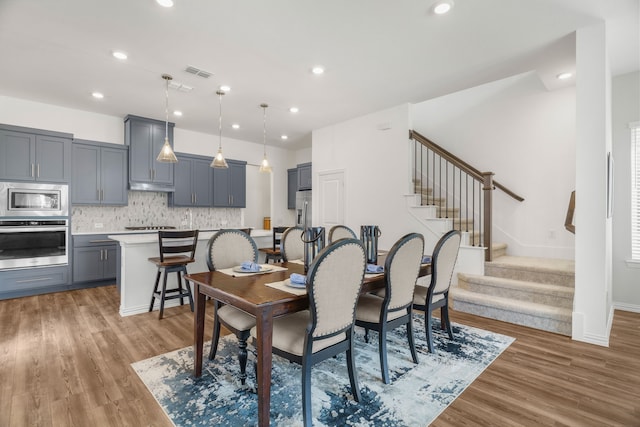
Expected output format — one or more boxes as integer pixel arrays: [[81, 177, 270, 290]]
[[422, 255, 432, 264], [241, 261, 261, 272], [290, 273, 306, 285], [366, 264, 384, 273]]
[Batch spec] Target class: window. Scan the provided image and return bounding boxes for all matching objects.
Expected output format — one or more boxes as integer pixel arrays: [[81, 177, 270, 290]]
[[631, 122, 640, 260]]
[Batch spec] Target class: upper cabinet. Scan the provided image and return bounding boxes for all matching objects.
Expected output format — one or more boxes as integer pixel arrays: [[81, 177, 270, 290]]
[[168, 153, 213, 207], [72, 139, 128, 206], [124, 115, 174, 192], [287, 168, 297, 209], [297, 162, 312, 191], [213, 159, 246, 208], [0, 124, 72, 183]]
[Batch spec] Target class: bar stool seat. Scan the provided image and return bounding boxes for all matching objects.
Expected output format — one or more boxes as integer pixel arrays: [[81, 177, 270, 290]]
[[148, 229, 199, 319], [259, 226, 288, 263]]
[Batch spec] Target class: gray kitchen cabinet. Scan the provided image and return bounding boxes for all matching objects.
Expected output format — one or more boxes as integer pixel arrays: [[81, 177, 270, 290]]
[[168, 153, 213, 207], [287, 168, 297, 209], [124, 115, 174, 192], [72, 235, 117, 283], [213, 159, 246, 208], [297, 162, 312, 190], [0, 124, 72, 183], [72, 140, 128, 206], [0, 265, 69, 299]]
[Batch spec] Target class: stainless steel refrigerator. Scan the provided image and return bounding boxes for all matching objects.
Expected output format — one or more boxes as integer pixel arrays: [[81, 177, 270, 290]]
[[295, 190, 312, 227]]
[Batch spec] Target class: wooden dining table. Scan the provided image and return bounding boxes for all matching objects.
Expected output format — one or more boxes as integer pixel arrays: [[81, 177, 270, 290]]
[[185, 260, 431, 427]]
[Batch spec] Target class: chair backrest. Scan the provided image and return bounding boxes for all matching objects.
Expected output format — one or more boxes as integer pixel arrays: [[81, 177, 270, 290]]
[[281, 226, 304, 261], [328, 225, 357, 244], [384, 233, 425, 313], [430, 230, 461, 296], [272, 226, 288, 251], [206, 229, 258, 271], [307, 238, 366, 342], [158, 230, 199, 262]]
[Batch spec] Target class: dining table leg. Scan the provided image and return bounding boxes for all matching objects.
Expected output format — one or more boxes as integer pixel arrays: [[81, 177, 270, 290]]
[[193, 283, 206, 377], [255, 307, 274, 427]]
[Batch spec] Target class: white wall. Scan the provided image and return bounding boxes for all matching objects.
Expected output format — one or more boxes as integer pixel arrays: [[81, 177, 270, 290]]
[[0, 95, 298, 229], [612, 71, 640, 312], [411, 71, 576, 259], [312, 104, 429, 251]]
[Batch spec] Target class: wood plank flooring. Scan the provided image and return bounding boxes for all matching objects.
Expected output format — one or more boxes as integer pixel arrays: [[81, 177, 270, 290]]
[[1, 285, 638, 426]]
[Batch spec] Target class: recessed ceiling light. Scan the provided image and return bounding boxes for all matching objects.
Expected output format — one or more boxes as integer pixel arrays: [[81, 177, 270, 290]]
[[92, 92, 104, 99], [311, 66, 324, 75], [281, 135, 288, 140], [557, 72, 573, 80], [289, 107, 299, 113], [232, 123, 240, 129], [433, 1, 453, 15], [173, 110, 182, 116], [219, 85, 231, 92], [156, 0, 174, 7], [112, 50, 127, 60]]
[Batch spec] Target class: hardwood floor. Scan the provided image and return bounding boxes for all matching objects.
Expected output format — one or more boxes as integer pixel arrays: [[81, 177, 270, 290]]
[[1, 285, 638, 426]]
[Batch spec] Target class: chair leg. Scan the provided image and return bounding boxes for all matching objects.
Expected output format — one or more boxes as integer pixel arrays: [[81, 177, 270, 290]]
[[238, 337, 248, 386], [378, 326, 390, 384], [406, 316, 418, 364], [184, 273, 194, 312], [149, 269, 161, 312], [426, 311, 435, 353], [301, 355, 313, 427], [158, 271, 168, 319], [364, 328, 370, 344], [442, 304, 453, 340], [346, 334, 362, 402], [209, 305, 222, 360], [176, 270, 184, 306]]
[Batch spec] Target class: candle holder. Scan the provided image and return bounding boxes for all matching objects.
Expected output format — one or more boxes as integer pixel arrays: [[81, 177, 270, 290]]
[[360, 225, 382, 264]]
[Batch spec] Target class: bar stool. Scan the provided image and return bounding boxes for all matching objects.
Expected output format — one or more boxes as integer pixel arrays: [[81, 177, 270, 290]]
[[259, 226, 288, 263], [148, 229, 199, 319]]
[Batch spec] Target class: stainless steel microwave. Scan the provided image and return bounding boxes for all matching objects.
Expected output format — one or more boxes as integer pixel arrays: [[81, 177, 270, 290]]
[[0, 182, 69, 217]]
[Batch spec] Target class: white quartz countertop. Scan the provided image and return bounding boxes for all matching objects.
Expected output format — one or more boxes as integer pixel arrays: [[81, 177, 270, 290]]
[[74, 228, 271, 237], [106, 228, 271, 244]]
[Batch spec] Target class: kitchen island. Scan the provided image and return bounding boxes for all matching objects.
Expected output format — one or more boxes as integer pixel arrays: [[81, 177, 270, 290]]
[[109, 229, 272, 316]]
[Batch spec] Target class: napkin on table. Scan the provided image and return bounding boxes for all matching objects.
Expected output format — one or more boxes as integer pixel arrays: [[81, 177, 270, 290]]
[[366, 264, 384, 273], [290, 273, 306, 285], [241, 261, 261, 272]]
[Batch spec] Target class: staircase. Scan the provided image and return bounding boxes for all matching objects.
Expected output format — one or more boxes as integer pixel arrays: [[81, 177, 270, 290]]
[[451, 255, 574, 336]]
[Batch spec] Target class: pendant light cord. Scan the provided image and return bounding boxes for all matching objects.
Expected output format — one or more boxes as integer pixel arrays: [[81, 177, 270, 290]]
[[261, 103, 268, 155], [165, 77, 170, 140], [217, 91, 224, 150]]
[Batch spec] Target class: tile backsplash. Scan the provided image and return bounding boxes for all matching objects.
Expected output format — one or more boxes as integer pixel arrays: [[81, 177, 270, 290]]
[[71, 191, 243, 233]]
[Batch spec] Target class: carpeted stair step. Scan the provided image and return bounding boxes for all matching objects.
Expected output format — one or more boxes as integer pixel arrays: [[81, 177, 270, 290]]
[[492, 242, 507, 258], [485, 256, 575, 287], [457, 273, 574, 309], [450, 287, 572, 336]]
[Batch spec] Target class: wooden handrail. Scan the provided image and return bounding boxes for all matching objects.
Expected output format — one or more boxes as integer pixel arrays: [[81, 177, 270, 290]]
[[565, 191, 575, 234], [410, 130, 524, 202]]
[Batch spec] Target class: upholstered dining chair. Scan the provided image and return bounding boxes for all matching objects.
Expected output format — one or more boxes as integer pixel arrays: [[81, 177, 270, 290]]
[[280, 226, 304, 261], [206, 228, 258, 385], [355, 232, 424, 384], [328, 224, 357, 244], [250, 238, 366, 427], [413, 229, 461, 353]]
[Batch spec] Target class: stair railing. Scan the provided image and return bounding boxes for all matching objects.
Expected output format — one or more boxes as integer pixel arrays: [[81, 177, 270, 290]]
[[410, 130, 524, 261]]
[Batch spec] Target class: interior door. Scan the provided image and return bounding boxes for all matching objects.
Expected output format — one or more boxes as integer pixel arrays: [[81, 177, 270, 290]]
[[318, 170, 345, 230]]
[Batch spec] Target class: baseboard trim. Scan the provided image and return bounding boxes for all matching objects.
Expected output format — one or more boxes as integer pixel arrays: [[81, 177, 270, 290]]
[[613, 302, 640, 313]]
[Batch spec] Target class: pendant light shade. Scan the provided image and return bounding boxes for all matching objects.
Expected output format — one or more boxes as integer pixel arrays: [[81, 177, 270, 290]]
[[259, 103, 272, 173], [156, 74, 178, 163], [211, 90, 229, 168]]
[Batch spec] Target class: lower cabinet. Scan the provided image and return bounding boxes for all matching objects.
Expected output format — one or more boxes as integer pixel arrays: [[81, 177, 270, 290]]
[[73, 235, 117, 283], [0, 265, 69, 298]]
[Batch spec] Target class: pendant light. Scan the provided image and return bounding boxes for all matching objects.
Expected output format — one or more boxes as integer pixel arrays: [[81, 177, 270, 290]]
[[156, 74, 178, 163], [211, 90, 229, 168], [259, 103, 272, 173]]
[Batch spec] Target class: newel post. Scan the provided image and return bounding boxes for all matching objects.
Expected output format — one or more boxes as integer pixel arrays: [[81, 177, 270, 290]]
[[482, 172, 494, 262]]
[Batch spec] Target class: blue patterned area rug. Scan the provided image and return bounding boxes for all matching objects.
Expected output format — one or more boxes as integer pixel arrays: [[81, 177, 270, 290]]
[[132, 316, 514, 426]]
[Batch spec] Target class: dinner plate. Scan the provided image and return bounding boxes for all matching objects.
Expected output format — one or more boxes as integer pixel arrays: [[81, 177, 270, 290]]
[[285, 279, 306, 289], [232, 265, 273, 274]]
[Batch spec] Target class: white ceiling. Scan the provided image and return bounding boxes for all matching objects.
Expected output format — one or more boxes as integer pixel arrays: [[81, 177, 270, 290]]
[[0, 0, 637, 150]]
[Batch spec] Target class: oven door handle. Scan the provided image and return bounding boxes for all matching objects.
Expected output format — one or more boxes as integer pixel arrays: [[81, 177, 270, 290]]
[[0, 226, 68, 233]]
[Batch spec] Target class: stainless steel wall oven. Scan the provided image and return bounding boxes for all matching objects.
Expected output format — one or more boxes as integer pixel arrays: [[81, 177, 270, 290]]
[[0, 182, 69, 270]]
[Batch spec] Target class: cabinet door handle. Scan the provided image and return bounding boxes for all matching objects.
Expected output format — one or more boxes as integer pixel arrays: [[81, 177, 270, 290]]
[[31, 163, 35, 178], [104, 250, 108, 261], [89, 240, 112, 243], [37, 164, 40, 178], [193, 194, 196, 204], [16, 277, 50, 284], [101, 189, 104, 201]]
